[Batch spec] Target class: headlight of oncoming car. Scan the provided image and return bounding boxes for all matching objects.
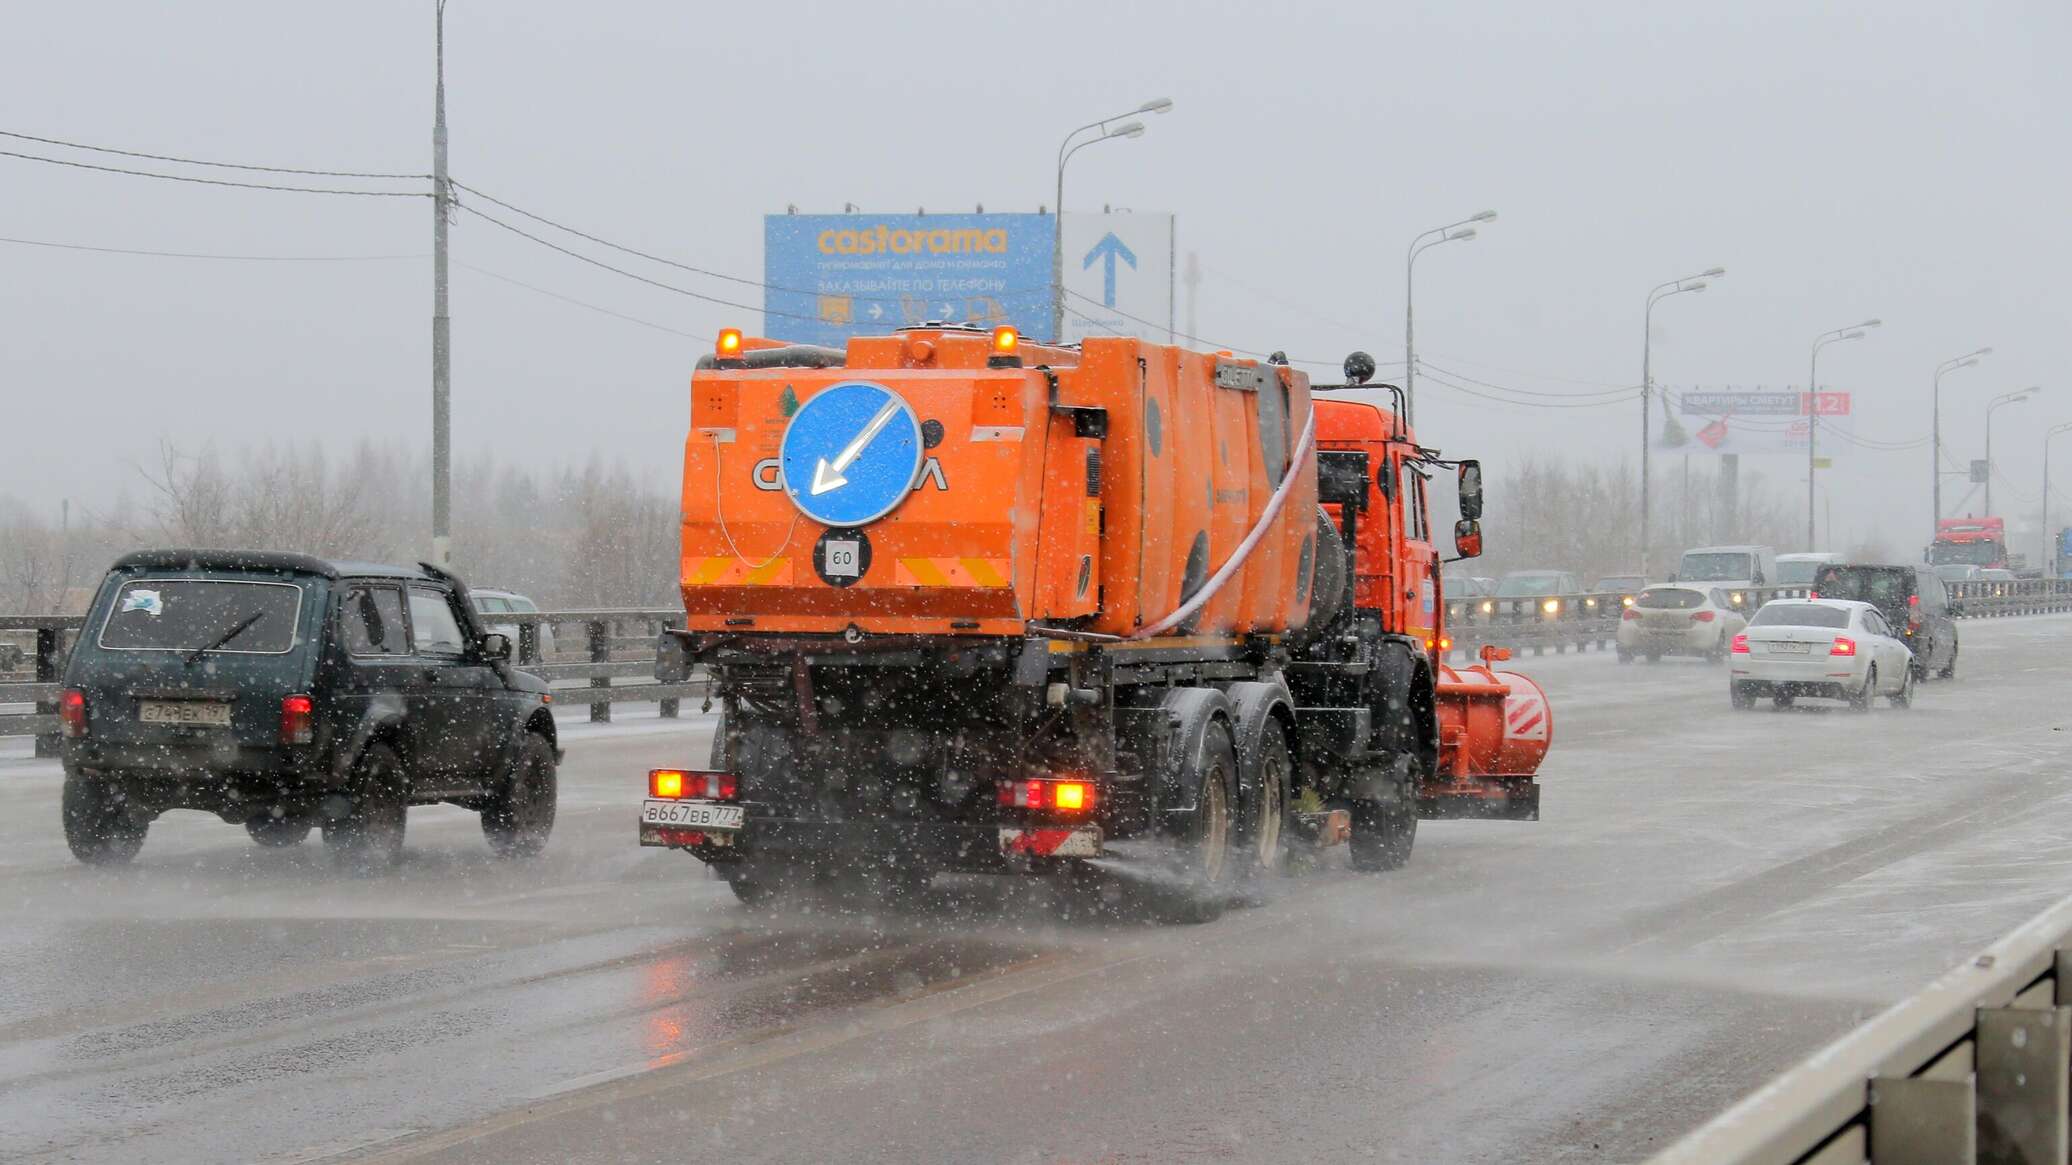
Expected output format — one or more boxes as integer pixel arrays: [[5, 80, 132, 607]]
[[1729, 591, 1745, 606], [1541, 598, 1561, 615]]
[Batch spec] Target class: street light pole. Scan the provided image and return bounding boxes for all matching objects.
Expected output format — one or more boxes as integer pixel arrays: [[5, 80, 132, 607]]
[[1984, 386, 2039, 516], [1640, 267, 1724, 578], [1806, 319, 1881, 549], [430, 0, 452, 567], [1404, 210, 1495, 428], [1932, 348, 1991, 530], [2046, 421, 2072, 575], [1050, 98, 1170, 343]]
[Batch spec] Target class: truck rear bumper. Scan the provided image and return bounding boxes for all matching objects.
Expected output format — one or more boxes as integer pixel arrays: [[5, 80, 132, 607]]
[[644, 815, 1025, 873], [1419, 776, 1540, 822]]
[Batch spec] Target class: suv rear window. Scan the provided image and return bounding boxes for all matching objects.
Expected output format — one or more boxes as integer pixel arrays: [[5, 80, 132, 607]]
[[1635, 587, 1705, 610], [1751, 604, 1851, 628], [99, 579, 303, 654], [1813, 566, 1913, 607]]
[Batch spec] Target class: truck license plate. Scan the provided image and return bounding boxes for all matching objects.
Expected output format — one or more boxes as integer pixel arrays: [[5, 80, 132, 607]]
[[139, 700, 232, 726], [641, 800, 744, 831]]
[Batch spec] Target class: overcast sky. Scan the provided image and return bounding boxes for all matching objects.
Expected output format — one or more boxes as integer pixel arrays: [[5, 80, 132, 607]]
[[3, 1, 2065, 557]]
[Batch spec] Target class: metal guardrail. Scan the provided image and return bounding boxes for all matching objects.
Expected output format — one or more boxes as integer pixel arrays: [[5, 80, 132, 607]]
[[1, 608, 704, 751], [1653, 891, 2072, 1165]]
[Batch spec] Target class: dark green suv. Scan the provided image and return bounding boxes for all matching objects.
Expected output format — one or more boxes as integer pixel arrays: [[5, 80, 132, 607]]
[[59, 550, 559, 869]]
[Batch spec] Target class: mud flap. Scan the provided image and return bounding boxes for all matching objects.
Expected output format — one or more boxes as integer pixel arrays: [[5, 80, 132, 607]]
[[999, 826, 1103, 865]]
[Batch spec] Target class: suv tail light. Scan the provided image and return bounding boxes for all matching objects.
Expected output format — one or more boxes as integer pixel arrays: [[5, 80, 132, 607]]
[[1730, 633, 1749, 654], [1830, 636, 1857, 657], [280, 695, 315, 745], [60, 689, 88, 738], [998, 777, 1097, 813], [1908, 593, 1920, 607], [1621, 607, 1641, 621], [1690, 609, 1716, 623], [650, 768, 736, 800]]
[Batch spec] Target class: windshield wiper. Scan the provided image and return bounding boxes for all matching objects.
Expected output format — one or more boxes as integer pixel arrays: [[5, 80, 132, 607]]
[[185, 611, 265, 665]]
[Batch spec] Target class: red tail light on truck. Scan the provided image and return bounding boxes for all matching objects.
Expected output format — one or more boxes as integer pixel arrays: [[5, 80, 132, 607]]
[[998, 778, 1097, 813], [650, 768, 736, 800]]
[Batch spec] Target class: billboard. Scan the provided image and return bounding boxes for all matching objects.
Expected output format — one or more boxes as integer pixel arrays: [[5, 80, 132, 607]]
[[763, 210, 1176, 348], [1662, 388, 1851, 456], [763, 213, 1052, 348], [1058, 211, 1175, 344]]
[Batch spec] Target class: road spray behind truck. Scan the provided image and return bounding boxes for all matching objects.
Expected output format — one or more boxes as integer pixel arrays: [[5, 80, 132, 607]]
[[643, 324, 1550, 920]]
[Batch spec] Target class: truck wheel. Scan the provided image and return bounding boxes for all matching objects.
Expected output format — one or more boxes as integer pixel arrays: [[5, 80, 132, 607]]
[[324, 742, 408, 872], [245, 814, 313, 847], [1349, 796, 1416, 872], [62, 773, 148, 866], [482, 733, 557, 858], [717, 860, 800, 908], [1240, 724, 1293, 879], [1141, 720, 1238, 924]]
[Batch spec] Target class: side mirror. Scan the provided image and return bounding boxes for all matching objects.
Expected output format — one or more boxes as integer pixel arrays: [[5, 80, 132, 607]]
[[1457, 460, 1484, 521], [1453, 518, 1483, 560], [479, 632, 512, 662]]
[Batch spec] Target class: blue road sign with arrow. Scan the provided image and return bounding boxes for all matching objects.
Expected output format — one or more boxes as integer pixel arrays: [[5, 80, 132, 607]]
[[1082, 232, 1138, 308], [778, 381, 925, 527]]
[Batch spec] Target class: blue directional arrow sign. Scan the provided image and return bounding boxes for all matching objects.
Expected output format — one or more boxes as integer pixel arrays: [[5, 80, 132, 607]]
[[778, 381, 924, 527], [1082, 231, 1138, 308]]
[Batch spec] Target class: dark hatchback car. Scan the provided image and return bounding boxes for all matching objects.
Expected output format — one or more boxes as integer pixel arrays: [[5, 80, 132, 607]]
[[59, 550, 559, 869], [1810, 563, 1960, 680]]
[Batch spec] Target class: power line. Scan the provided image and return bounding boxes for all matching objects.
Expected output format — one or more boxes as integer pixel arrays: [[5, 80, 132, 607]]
[[1419, 350, 1633, 390], [0, 147, 430, 196], [0, 233, 423, 262], [455, 261, 709, 340], [1062, 288, 1363, 369], [1419, 359, 1635, 399], [0, 128, 426, 180], [1418, 366, 1629, 410], [456, 201, 827, 323]]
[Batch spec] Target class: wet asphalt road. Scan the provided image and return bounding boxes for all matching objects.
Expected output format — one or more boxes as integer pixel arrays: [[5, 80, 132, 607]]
[[5, 616, 2072, 1164]]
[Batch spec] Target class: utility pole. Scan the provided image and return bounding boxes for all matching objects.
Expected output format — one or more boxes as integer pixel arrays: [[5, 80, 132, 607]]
[[1183, 250, 1199, 346], [430, 0, 453, 567]]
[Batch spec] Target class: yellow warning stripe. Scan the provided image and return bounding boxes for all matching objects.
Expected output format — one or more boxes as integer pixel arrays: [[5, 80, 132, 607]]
[[895, 557, 1010, 588], [684, 557, 793, 585]]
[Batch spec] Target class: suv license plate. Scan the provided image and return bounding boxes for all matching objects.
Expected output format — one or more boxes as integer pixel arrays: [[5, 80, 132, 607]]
[[641, 800, 744, 831], [139, 701, 232, 726]]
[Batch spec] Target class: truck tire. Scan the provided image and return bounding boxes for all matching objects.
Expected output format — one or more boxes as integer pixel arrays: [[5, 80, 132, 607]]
[[62, 773, 148, 866], [1243, 726, 1293, 879], [1140, 717, 1239, 924], [324, 742, 407, 873], [1304, 505, 1350, 634], [1349, 755, 1417, 872], [482, 733, 557, 858], [246, 815, 313, 847]]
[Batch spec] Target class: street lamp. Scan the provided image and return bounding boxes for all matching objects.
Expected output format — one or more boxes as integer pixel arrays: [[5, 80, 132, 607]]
[[1051, 98, 1171, 341], [1405, 209, 1496, 427], [1806, 318, 1882, 549], [2043, 421, 2072, 574], [1984, 386, 2039, 515], [1640, 267, 1724, 577], [1932, 347, 1991, 527]]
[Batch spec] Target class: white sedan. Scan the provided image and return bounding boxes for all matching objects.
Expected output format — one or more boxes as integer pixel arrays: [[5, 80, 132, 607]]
[[1616, 585, 1748, 663], [1728, 598, 1915, 711]]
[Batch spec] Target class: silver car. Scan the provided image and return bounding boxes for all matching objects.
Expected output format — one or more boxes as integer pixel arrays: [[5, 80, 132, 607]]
[[472, 588, 555, 662], [1728, 598, 1915, 711]]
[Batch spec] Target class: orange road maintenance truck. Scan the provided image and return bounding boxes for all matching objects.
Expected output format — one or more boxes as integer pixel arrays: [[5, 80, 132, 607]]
[[643, 323, 1550, 920]]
